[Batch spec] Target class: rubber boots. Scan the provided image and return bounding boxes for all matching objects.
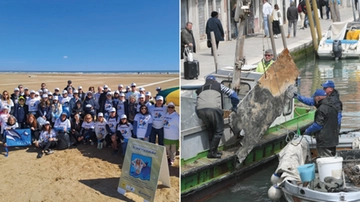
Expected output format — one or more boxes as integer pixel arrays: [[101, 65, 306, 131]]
[[207, 137, 222, 158]]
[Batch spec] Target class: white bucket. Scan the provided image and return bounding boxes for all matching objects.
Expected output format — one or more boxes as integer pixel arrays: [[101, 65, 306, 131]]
[[316, 157, 343, 182]]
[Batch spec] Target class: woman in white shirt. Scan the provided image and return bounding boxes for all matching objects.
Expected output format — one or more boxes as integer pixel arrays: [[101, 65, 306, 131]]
[[35, 121, 57, 158], [163, 102, 179, 166]]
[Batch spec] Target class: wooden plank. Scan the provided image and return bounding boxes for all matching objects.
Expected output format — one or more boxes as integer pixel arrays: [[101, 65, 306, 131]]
[[229, 48, 299, 163]]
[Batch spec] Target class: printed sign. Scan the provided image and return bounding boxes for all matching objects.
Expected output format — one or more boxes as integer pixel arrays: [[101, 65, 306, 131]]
[[5, 128, 32, 147], [117, 138, 170, 202]]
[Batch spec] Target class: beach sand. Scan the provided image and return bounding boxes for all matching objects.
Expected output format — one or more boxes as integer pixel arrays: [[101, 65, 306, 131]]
[[0, 73, 180, 202]]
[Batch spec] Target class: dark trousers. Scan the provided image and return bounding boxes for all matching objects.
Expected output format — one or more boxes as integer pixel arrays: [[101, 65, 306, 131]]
[[196, 108, 224, 142], [41, 141, 57, 151], [150, 127, 164, 145]]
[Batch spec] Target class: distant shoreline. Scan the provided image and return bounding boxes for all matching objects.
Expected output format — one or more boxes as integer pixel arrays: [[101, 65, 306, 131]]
[[0, 70, 178, 75]]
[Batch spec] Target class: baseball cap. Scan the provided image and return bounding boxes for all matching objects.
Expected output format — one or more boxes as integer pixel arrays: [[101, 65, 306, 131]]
[[321, 80, 335, 88], [312, 89, 327, 97], [139, 94, 145, 98], [119, 93, 125, 96], [103, 85, 108, 89], [98, 112, 103, 117], [73, 90, 78, 93], [18, 96, 25, 101], [44, 121, 50, 125], [87, 91, 93, 95], [30, 90, 35, 94], [118, 84, 123, 87], [78, 86, 82, 89], [24, 87, 29, 90], [62, 90, 67, 94], [156, 96, 164, 101], [110, 107, 116, 112], [35, 92, 39, 96], [55, 87, 60, 91], [126, 86, 130, 89], [53, 96, 59, 100], [120, 114, 127, 119], [145, 92, 151, 96], [42, 94, 48, 98], [114, 90, 119, 94], [167, 102, 175, 107], [106, 92, 112, 96], [38, 89, 43, 93], [139, 87, 145, 91], [61, 112, 67, 116], [43, 89, 48, 93], [156, 87, 161, 91], [131, 82, 136, 87], [48, 92, 53, 96], [14, 87, 19, 91]]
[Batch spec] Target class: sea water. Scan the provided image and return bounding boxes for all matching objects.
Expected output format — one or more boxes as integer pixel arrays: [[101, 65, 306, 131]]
[[207, 56, 360, 201]]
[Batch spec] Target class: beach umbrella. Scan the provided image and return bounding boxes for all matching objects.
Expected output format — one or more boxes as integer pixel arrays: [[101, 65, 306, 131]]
[[156, 86, 179, 106]]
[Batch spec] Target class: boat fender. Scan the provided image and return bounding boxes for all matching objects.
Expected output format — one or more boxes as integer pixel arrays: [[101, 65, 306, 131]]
[[268, 184, 282, 201], [270, 173, 281, 184]]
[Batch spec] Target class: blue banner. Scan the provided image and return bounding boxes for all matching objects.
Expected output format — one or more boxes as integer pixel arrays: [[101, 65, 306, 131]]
[[5, 129, 32, 147]]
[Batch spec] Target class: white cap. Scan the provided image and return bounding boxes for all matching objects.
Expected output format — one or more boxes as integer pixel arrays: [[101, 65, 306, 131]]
[[55, 87, 60, 91], [42, 94, 48, 98], [35, 92, 40, 96], [114, 90, 119, 94], [43, 89, 48, 93], [24, 87, 29, 90], [14, 87, 19, 91], [156, 95, 164, 101], [48, 92, 53, 95], [120, 114, 127, 119], [126, 86, 130, 89], [106, 92, 112, 96], [73, 90, 78, 93], [67, 86, 72, 90], [131, 82, 136, 87], [53, 96, 59, 100], [139, 87, 145, 91], [38, 89, 43, 93], [103, 85, 108, 89], [168, 102, 175, 107], [156, 86, 161, 91], [145, 92, 151, 96], [98, 112, 103, 117], [61, 112, 67, 116], [119, 93, 125, 96], [139, 94, 145, 98], [44, 121, 50, 125], [110, 107, 116, 112], [118, 84, 123, 87], [86, 104, 92, 108], [87, 91, 93, 95], [108, 88, 111, 92], [78, 86, 82, 89], [62, 90, 67, 94], [30, 90, 35, 94]]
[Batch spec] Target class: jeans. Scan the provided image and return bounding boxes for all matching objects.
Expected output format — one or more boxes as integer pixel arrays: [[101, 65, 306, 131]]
[[288, 20, 297, 37], [149, 127, 164, 146], [263, 16, 269, 36]]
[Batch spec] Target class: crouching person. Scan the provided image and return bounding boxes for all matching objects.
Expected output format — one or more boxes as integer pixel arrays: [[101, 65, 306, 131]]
[[35, 121, 57, 158], [54, 112, 71, 149], [80, 114, 96, 145], [116, 114, 134, 156]]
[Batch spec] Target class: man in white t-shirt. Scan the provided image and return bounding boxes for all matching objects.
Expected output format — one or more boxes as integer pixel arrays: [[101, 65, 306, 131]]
[[262, 0, 273, 37]]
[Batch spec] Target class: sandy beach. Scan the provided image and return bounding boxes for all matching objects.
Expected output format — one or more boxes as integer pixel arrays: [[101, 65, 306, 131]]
[[0, 73, 179, 202]]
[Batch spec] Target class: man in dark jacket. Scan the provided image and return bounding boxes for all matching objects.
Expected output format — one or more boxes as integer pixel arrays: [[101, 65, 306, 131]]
[[303, 89, 338, 157], [287, 2, 299, 38], [196, 75, 240, 158], [206, 11, 224, 55], [181, 22, 196, 60]]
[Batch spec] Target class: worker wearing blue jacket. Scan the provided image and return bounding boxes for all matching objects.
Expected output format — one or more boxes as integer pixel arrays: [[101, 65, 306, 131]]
[[295, 80, 342, 131], [303, 89, 338, 157], [196, 75, 240, 158]]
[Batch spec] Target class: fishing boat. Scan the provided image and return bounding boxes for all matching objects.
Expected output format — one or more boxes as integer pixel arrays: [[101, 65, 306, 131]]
[[181, 49, 316, 201], [317, 22, 360, 60], [268, 131, 360, 202]]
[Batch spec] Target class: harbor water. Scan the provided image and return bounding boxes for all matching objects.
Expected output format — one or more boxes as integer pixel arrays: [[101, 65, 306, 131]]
[[207, 56, 360, 201]]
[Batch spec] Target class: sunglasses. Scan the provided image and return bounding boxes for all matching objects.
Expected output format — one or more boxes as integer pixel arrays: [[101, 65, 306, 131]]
[[264, 54, 272, 57], [168, 106, 175, 109]]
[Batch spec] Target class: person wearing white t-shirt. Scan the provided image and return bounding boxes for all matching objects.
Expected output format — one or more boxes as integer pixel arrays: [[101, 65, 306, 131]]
[[163, 102, 179, 165], [26, 90, 40, 116], [134, 105, 152, 141], [117, 114, 134, 156], [95, 112, 107, 149], [262, 0, 273, 37], [126, 82, 140, 101], [148, 96, 167, 145]]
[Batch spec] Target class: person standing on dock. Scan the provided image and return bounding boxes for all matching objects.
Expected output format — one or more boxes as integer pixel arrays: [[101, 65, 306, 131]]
[[206, 11, 224, 55], [195, 75, 240, 159], [255, 49, 274, 73], [287, 2, 299, 38], [181, 22, 196, 60], [262, 0, 272, 38], [271, 4, 281, 39], [303, 89, 338, 157]]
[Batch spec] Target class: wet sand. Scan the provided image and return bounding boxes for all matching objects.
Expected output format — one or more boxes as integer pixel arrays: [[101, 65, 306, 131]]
[[0, 73, 180, 202]]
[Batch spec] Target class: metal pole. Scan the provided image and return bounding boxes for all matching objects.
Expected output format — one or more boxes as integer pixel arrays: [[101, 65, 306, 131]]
[[305, 0, 318, 51], [312, 0, 322, 43], [280, 25, 287, 49], [267, 14, 277, 59], [210, 31, 218, 73]]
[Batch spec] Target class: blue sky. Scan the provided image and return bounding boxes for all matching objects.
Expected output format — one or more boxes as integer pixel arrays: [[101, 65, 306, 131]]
[[0, 0, 179, 72]]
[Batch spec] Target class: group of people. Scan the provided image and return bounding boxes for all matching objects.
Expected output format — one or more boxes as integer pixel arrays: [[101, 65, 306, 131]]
[[0, 80, 179, 165]]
